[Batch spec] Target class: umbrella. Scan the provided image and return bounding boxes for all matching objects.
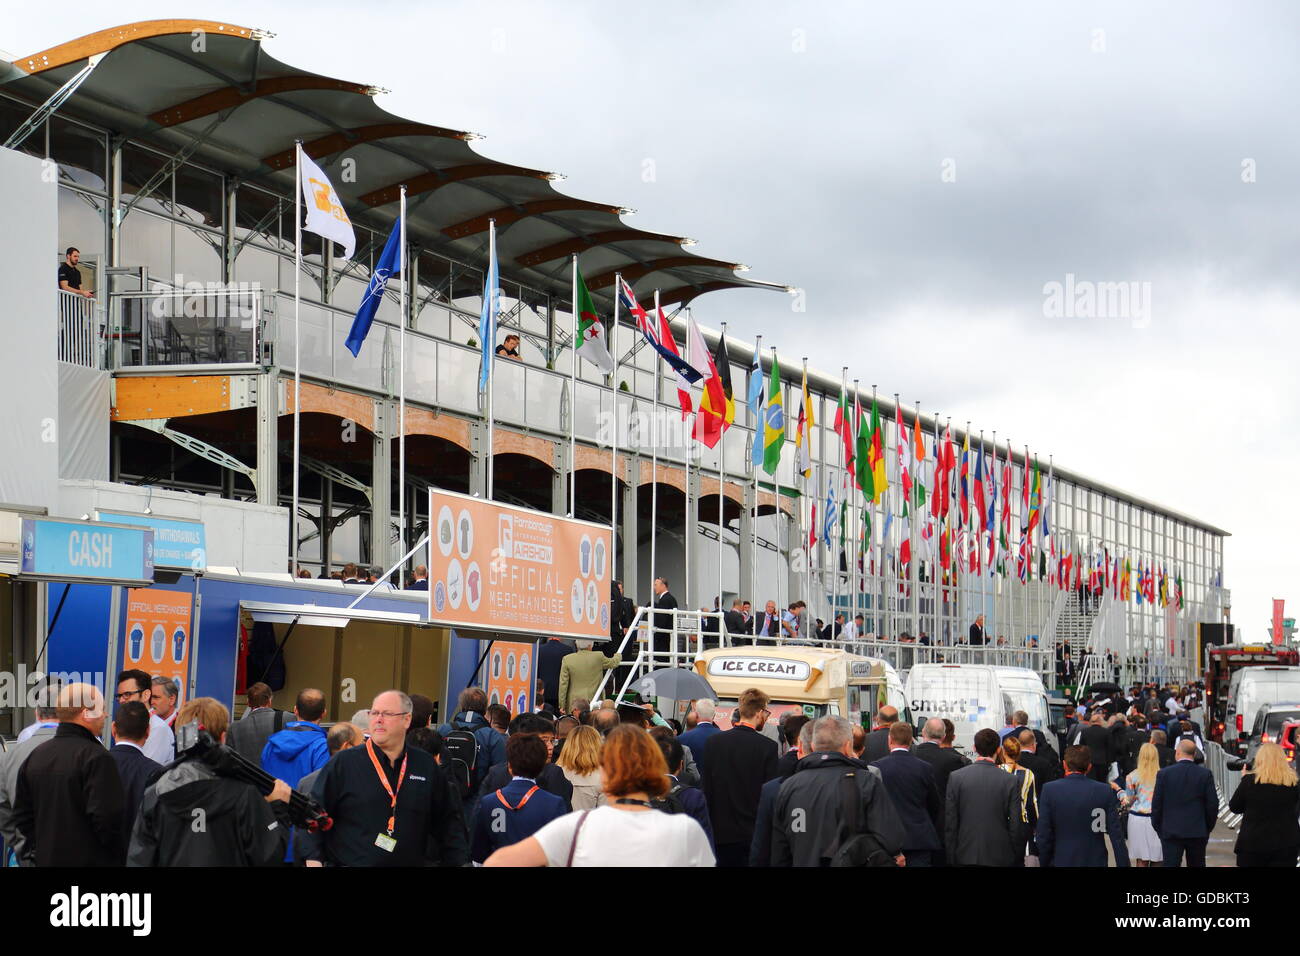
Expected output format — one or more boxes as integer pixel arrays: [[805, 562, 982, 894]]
[[1084, 681, 1122, 696], [634, 667, 717, 701]]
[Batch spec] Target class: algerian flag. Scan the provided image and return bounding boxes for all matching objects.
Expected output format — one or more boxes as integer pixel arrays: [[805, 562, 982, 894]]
[[299, 150, 355, 260], [574, 266, 615, 372]]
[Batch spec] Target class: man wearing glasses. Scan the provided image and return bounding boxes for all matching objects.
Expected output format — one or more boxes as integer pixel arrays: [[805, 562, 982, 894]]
[[305, 690, 468, 866], [115, 669, 175, 764]]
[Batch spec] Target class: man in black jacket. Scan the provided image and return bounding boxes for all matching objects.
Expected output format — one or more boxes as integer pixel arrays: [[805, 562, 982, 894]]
[[646, 576, 679, 659], [1151, 739, 1219, 867], [772, 715, 905, 866], [1014, 729, 1061, 799], [913, 718, 970, 799], [702, 687, 779, 867], [130, 697, 294, 866], [13, 683, 125, 867], [870, 722, 943, 866], [1079, 712, 1114, 783], [723, 599, 749, 643], [309, 690, 468, 866], [862, 706, 905, 764], [109, 701, 163, 845]]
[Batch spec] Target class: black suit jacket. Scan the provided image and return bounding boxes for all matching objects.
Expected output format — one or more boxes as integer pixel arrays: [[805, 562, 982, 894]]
[[536, 639, 575, 708], [1151, 760, 1218, 840], [701, 725, 779, 847], [1080, 724, 1114, 781], [863, 727, 905, 765], [1228, 776, 1300, 855], [871, 749, 943, 851], [754, 612, 782, 638], [912, 741, 970, 799], [651, 591, 678, 651], [1016, 748, 1060, 797], [109, 743, 164, 844], [969, 623, 986, 646]]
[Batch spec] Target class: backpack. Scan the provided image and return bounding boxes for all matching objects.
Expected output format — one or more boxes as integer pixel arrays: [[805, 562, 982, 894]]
[[443, 722, 486, 799], [826, 770, 897, 868], [1177, 732, 1205, 764], [650, 783, 686, 815]]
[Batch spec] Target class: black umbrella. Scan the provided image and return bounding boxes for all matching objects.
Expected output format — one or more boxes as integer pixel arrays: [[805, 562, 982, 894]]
[[1084, 681, 1122, 696]]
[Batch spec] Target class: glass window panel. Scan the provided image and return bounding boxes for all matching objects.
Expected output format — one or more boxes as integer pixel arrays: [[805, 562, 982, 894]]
[[50, 116, 107, 191], [121, 143, 170, 215], [174, 162, 223, 228], [58, 187, 105, 263]]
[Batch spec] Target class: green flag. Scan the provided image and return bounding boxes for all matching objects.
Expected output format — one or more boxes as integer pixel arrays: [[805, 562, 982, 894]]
[[574, 266, 615, 373], [761, 352, 785, 476]]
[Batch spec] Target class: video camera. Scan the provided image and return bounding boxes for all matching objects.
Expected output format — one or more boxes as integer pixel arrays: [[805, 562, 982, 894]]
[[174, 721, 333, 832]]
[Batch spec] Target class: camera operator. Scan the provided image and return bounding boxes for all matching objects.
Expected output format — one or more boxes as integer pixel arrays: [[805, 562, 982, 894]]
[[127, 697, 293, 866]]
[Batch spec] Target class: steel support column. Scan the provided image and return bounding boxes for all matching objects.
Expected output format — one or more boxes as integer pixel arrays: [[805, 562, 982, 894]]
[[370, 397, 393, 567]]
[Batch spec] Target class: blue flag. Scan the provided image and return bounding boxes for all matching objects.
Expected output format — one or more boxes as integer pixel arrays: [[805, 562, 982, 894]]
[[345, 222, 401, 357], [477, 234, 500, 391], [748, 341, 764, 466], [824, 480, 837, 543]]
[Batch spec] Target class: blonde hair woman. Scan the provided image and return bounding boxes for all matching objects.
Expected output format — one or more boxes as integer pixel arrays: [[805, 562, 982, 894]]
[[999, 736, 1039, 864], [556, 725, 605, 810], [1122, 743, 1162, 866], [1228, 742, 1300, 867]]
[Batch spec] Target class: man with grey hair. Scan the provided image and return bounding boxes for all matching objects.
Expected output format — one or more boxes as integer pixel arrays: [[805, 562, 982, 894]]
[[350, 709, 371, 731], [912, 716, 970, 805], [0, 684, 62, 862], [679, 698, 721, 774], [591, 706, 621, 737], [558, 638, 620, 710], [770, 716, 905, 866], [307, 690, 467, 866], [150, 676, 179, 732]]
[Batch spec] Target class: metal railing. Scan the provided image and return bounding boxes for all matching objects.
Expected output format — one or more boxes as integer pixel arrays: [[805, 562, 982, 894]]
[[109, 287, 266, 369], [57, 290, 103, 368], [1205, 741, 1242, 828], [593, 607, 1055, 701]]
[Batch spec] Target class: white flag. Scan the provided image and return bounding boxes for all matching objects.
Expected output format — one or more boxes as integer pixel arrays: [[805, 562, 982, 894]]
[[299, 151, 355, 260]]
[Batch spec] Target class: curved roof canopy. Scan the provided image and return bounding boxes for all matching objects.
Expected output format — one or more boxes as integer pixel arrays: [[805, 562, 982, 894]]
[[6, 19, 789, 308]]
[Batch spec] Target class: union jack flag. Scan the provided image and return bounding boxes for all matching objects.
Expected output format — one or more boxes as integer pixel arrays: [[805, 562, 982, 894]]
[[618, 278, 702, 386]]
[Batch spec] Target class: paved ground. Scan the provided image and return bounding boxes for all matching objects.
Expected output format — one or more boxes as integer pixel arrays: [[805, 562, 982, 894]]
[[1106, 817, 1238, 867]]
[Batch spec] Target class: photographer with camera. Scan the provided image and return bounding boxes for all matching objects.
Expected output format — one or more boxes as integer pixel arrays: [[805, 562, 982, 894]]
[[128, 697, 294, 867]]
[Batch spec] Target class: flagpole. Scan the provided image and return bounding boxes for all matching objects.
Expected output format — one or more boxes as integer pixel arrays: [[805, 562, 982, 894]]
[[800, 358, 809, 637], [485, 219, 496, 501], [992, 429, 999, 641], [833, 369, 845, 641], [872, 384, 881, 643], [748, 335, 762, 621], [569, 255, 578, 517], [649, 285, 659, 605], [851, 378, 860, 638], [910, 398, 920, 648], [292, 140, 302, 576], [610, 273, 620, 591], [684, 308, 693, 614], [398, 186, 407, 569], [979, 428, 987, 649], [772, 346, 782, 633], [718, 323, 727, 616], [933, 414, 941, 648]]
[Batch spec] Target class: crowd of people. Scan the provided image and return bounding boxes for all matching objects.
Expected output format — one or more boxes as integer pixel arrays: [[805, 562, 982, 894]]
[[1, 665, 1294, 868]]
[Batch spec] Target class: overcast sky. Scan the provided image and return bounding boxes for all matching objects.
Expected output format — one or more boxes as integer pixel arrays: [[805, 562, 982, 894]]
[[9, 2, 1297, 639]]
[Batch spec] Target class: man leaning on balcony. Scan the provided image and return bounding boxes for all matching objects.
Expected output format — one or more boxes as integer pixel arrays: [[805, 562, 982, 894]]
[[59, 247, 94, 299]]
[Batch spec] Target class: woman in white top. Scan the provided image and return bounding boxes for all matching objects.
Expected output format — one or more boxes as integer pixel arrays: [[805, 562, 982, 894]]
[[556, 725, 606, 811], [484, 725, 714, 867]]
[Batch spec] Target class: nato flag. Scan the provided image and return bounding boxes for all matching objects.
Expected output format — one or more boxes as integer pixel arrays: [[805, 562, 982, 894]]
[[345, 221, 402, 357]]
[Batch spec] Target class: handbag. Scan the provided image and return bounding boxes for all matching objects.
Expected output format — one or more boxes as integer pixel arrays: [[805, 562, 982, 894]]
[[563, 810, 593, 867], [826, 771, 897, 867]]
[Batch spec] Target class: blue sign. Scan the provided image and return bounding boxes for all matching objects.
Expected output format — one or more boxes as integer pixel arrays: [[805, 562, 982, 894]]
[[97, 511, 207, 571], [21, 517, 154, 582]]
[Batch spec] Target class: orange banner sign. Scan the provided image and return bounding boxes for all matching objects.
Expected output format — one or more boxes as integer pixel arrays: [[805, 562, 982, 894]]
[[486, 641, 536, 716], [426, 490, 612, 640], [124, 587, 193, 708]]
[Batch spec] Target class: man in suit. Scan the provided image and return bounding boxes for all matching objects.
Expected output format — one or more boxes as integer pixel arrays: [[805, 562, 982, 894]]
[[723, 599, 748, 637], [1151, 738, 1219, 867], [871, 722, 943, 866], [1080, 711, 1114, 783], [109, 701, 163, 845], [1122, 713, 1150, 777], [944, 728, 1024, 866], [0, 686, 60, 862], [968, 614, 987, 646], [647, 576, 679, 659], [913, 718, 970, 801], [559, 640, 621, 710], [406, 563, 430, 590], [1149, 729, 1175, 767], [609, 580, 635, 640], [226, 682, 293, 768], [1001, 710, 1053, 757], [1014, 729, 1060, 798], [679, 699, 722, 775], [862, 706, 905, 764], [536, 637, 574, 711], [754, 600, 783, 641], [702, 687, 779, 867], [1036, 745, 1129, 867]]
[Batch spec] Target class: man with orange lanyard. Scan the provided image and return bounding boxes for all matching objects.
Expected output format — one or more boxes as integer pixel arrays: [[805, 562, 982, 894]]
[[305, 690, 468, 866], [469, 734, 567, 863]]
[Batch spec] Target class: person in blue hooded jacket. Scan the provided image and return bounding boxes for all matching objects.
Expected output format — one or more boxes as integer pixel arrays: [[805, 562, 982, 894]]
[[261, 688, 331, 788]]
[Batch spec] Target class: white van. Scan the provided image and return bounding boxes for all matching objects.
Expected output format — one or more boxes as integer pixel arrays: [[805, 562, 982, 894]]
[[905, 663, 1011, 753], [994, 667, 1050, 732], [1225, 666, 1300, 754]]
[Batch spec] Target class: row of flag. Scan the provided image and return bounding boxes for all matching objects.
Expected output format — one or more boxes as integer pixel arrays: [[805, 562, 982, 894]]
[[296, 153, 1193, 618]]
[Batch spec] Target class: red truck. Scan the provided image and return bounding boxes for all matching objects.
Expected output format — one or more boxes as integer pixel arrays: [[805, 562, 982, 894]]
[[1204, 643, 1299, 746]]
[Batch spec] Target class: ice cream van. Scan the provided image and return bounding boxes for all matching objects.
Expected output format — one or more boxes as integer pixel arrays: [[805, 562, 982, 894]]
[[693, 646, 901, 742]]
